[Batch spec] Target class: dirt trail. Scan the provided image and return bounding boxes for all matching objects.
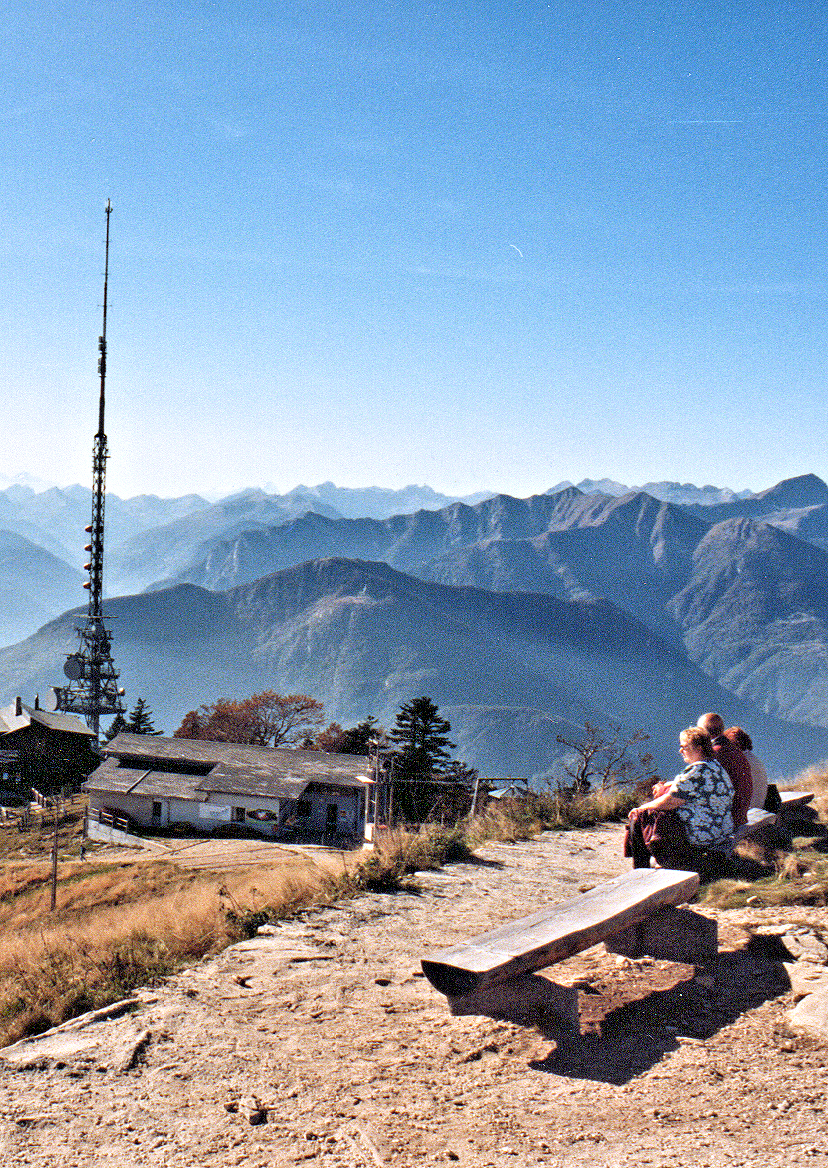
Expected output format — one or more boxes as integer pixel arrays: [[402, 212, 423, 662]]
[[1, 824, 826, 1168]]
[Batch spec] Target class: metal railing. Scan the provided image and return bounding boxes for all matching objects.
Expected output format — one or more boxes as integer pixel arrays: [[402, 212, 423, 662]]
[[86, 806, 131, 833]]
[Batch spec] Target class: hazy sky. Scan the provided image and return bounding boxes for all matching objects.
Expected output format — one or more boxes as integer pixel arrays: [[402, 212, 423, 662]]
[[2, 0, 826, 500]]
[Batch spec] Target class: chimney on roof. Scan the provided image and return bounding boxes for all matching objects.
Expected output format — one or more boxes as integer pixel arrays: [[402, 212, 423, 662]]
[[34, 694, 40, 710], [15, 697, 21, 717]]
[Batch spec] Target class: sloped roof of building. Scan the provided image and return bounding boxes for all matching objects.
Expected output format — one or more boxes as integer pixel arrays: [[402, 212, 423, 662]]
[[0, 701, 96, 738], [84, 757, 209, 801], [94, 734, 371, 800]]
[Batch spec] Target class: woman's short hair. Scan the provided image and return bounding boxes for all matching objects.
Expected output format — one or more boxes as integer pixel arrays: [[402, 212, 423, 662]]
[[680, 726, 715, 760], [724, 725, 752, 752]]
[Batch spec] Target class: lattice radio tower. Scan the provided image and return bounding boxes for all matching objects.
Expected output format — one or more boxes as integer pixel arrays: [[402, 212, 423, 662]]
[[60, 200, 126, 740]]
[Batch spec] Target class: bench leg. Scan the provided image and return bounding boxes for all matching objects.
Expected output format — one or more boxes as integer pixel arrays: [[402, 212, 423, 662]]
[[448, 973, 580, 1033], [604, 906, 718, 963]]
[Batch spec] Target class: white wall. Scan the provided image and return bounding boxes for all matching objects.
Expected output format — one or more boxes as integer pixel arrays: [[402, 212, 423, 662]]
[[289, 786, 362, 835], [87, 789, 283, 835], [89, 784, 363, 838]]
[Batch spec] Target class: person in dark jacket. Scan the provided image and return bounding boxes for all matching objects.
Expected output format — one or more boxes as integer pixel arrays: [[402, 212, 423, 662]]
[[697, 712, 751, 827], [724, 725, 769, 811]]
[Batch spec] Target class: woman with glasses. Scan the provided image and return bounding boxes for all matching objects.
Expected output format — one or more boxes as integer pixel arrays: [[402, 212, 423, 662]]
[[624, 726, 734, 874]]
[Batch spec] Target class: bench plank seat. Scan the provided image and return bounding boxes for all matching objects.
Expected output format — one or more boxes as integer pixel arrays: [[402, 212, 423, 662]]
[[778, 791, 815, 808], [734, 808, 777, 842], [421, 868, 700, 998]]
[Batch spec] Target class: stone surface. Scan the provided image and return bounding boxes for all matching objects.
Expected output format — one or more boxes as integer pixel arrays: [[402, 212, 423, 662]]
[[239, 1095, 267, 1125], [789, 985, 828, 1038], [782, 927, 828, 963], [0, 998, 153, 1073], [783, 962, 828, 999]]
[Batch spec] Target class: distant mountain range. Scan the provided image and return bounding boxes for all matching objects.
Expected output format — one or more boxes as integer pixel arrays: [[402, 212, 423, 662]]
[[1, 556, 824, 782], [0, 531, 84, 645], [550, 479, 755, 506], [1, 473, 828, 781]]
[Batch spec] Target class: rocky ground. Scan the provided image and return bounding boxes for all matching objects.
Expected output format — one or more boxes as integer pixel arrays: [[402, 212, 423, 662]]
[[1, 823, 827, 1168]]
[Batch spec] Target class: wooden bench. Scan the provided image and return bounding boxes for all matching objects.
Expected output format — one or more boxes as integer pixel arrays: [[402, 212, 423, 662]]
[[734, 807, 778, 842], [421, 869, 716, 1030], [778, 791, 815, 819]]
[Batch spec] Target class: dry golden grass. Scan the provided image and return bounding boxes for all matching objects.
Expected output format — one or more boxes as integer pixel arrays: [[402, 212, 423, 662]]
[[467, 786, 636, 844], [701, 761, 828, 909], [0, 843, 364, 1048], [701, 854, 828, 910], [0, 793, 87, 861], [360, 786, 637, 884], [0, 860, 192, 930], [783, 760, 828, 823]]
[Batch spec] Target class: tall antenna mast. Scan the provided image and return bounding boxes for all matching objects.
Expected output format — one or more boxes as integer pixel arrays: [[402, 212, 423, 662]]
[[60, 201, 125, 740]]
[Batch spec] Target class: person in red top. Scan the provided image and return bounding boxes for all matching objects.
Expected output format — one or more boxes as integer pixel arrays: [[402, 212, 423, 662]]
[[697, 712, 752, 828]]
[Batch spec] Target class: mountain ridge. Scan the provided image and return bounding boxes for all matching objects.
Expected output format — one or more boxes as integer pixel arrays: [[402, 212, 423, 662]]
[[1, 555, 826, 781], [2, 474, 828, 782]]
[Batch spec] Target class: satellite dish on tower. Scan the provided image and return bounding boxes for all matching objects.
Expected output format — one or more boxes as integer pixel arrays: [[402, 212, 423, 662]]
[[43, 687, 61, 712], [63, 655, 85, 681]]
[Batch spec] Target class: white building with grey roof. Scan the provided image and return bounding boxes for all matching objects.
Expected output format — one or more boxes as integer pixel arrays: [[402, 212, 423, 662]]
[[85, 733, 372, 844]]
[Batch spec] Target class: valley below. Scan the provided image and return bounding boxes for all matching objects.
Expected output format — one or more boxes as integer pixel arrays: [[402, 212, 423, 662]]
[[2, 824, 826, 1168]]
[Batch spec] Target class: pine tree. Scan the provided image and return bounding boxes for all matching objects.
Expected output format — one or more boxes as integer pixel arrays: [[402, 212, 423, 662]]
[[390, 697, 454, 775], [389, 697, 456, 822], [125, 698, 162, 736], [104, 713, 128, 741], [335, 716, 379, 755]]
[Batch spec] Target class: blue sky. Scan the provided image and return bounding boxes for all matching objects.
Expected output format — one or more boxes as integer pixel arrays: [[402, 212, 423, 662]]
[[2, 0, 827, 500]]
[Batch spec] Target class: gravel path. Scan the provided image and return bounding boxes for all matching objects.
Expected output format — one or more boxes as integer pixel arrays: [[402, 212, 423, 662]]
[[1, 823, 826, 1168]]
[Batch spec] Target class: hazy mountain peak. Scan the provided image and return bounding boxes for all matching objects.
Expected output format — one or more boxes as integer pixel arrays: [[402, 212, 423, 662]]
[[754, 473, 828, 508], [559, 479, 758, 506], [0, 472, 58, 493], [575, 478, 629, 496], [543, 484, 586, 502], [636, 481, 754, 505], [275, 482, 496, 520]]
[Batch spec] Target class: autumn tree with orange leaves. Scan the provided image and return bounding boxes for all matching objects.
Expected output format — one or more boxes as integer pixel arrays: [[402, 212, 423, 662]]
[[173, 691, 325, 748]]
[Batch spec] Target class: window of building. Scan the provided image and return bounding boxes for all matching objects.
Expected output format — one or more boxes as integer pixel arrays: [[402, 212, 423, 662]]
[[233, 806, 246, 823], [296, 800, 312, 818], [152, 801, 162, 821]]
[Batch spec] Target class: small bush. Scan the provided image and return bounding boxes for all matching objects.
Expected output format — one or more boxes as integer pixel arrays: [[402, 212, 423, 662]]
[[470, 786, 636, 838], [361, 825, 473, 885]]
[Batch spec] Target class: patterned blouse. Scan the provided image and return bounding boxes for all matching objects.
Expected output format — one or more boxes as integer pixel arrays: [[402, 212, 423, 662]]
[[668, 759, 734, 848]]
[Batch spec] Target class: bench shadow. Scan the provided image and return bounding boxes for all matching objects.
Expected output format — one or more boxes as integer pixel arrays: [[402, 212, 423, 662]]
[[796, 823, 828, 849], [455, 936, 791, 1086]]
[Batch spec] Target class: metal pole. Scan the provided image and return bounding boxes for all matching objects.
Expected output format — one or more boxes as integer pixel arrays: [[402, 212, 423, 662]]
[[471, 770, 481, 817], [387, 756, 394, 828], [50, 793, 59, 912]]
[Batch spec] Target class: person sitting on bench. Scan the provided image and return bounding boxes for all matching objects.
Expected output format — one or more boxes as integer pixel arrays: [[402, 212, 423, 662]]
[[625, 726, 734, 872], [723, 725, 769, 811], [697, 712, 751, 828]]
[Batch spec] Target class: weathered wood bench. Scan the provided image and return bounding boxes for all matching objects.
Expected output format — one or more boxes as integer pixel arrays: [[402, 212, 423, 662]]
[[734, 807, 778, 842], [421, 869, 716, 1030], [778, 791, 815, 820]]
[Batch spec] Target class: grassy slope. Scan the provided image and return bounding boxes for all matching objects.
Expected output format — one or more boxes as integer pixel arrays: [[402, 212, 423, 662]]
[[1, 773, 825, 1047]]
